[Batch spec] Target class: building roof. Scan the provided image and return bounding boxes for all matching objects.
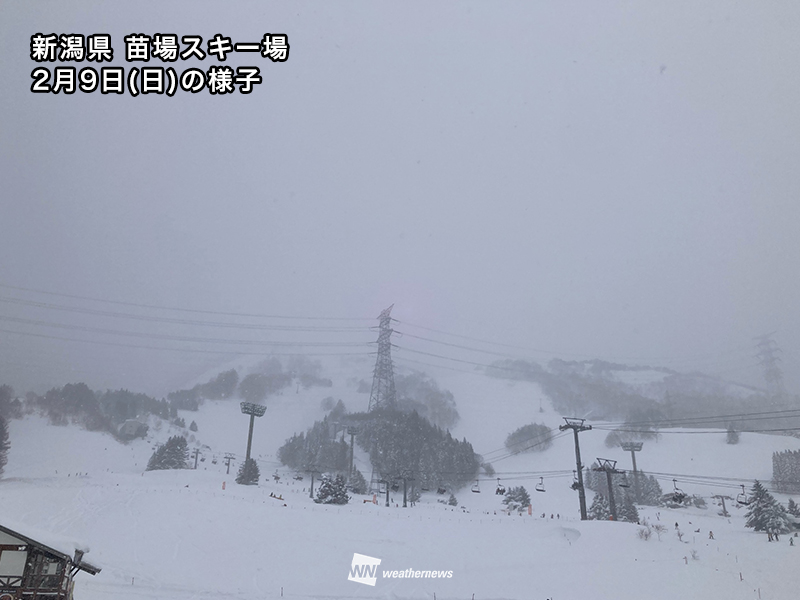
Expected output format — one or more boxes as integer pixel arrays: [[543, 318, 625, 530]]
[[0, 523, 101, 576]]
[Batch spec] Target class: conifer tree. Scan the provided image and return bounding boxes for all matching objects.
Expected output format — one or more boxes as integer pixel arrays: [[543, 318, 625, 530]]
[[447, 493, 458, 506], [502, 486, 531, 512], [0, 415, 9, 479], [349, 468, 368, 495], [620, 490, 640, 523], [236, 457, 260, 485], [589, 493, 610, 520], [146, 435, 189, 471], [726, 423, 740, 444], [745, 480, 789, 534], [315, 473, 349, 504], [787, 498, 800, 518]]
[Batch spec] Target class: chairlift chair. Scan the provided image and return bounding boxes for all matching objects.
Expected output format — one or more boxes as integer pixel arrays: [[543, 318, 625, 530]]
[[737, 484, 752, 506], [672, 479, 686, 503], [211, 457, 218, 465], [471, 480, 481, 493], [619, 473, 630, 488], [437, 486, 447, 495], [495, 478, 506, 495], [571, 470, 581, 491], [391, 482, 400, 492], [293, 474, 304, 481], [535, 477, 546, 493]]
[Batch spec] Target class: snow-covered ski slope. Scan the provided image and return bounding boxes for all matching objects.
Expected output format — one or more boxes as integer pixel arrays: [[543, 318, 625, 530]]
[[3, 368, 800, 600]]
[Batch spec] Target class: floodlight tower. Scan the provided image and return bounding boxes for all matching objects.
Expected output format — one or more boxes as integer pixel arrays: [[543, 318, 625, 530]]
[[620, 441, 643, 501], [240, 402, 266, 464]]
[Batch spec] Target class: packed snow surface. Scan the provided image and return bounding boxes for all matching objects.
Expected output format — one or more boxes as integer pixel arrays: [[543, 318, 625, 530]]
[[3, 370, 800, 599]]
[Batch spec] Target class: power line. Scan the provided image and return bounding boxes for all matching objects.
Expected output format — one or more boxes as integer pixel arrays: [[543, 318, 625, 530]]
[[0, 296, 371, 332], [394, 318, 755, 364], [0, 282, 372, 321], [0, 327, 377, 357], [0, 314, 373, 348]]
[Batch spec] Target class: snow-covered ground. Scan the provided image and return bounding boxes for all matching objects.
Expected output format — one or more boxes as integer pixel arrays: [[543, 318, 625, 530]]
[[3, 368, 800, 599]]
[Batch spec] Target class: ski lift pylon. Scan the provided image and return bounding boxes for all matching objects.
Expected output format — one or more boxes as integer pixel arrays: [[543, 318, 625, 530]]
[[535, 477, 546, 493]]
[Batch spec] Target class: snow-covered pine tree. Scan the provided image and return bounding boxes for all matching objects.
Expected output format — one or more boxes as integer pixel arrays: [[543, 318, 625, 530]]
[[315, 473, 349, 504], [589, 493, 610, 520], [763, 501, 791, 537], [620, 489, 639, 523], [162, 435, 189, 469], [349, 468, 368, 495], [502, 486, 531, 512], [745, 480, 779, 532], [189, 420, 198, 432], [236, 457, 260, 485], [146, 446, 163, 471], [0, 415, 9, 479], [787, 498, 800, 518], [448, 493, 458, 506]]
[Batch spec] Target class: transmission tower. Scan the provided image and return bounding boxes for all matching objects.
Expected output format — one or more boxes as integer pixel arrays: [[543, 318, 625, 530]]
[[368, 304, 397, 411], [754, 332, 784, 396]]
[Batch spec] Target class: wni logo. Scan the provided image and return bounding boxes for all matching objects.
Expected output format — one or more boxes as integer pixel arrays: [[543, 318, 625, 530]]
[[348, 553, 382, 586]]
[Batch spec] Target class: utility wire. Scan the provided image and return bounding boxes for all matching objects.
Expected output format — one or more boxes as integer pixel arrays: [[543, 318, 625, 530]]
[[0, 282, 372, 321], [0, 296, 370, 332]]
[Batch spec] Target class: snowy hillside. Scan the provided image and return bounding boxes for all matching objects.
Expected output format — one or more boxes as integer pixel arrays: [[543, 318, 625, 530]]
[[2, 366, 800, 599]]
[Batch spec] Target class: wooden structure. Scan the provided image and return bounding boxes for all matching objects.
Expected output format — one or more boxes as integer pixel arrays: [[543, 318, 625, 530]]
[[0, 524, 100, 600]]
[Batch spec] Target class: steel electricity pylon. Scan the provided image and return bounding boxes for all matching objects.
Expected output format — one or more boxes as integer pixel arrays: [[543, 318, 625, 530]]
[[368, 305, 397, 411]]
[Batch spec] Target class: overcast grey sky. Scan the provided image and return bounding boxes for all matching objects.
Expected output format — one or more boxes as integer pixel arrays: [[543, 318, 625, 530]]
[[1, 1, 799, 396]]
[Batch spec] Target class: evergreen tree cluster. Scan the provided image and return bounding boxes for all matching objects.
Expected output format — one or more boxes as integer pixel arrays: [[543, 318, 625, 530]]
[[236, 457, 260, 485], [588, 491, 639, 523], [773, 450, 800, 493], [0, 415, 9, 479], [356, 409, 479, 491], [278, 408, 479, 492], [745, 480, 791, 535], [168, 369, 240, 409], [238, 372, 293, 404], [394, 372, 460, 429], [315, 473, 350, 504], [146, 436, 189, 471], [0, 385, 23, 420], [502, 486, 531, 512], [277, 415, 350, 472], [504, 423, 553, 454]]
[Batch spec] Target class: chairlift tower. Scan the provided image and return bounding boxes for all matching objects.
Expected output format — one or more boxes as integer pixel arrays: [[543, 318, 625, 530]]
[[368, 305, 397, 411], [240, 402, 266, 464], [559, 417, 592, 520], [594, 458, 625, 521]]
